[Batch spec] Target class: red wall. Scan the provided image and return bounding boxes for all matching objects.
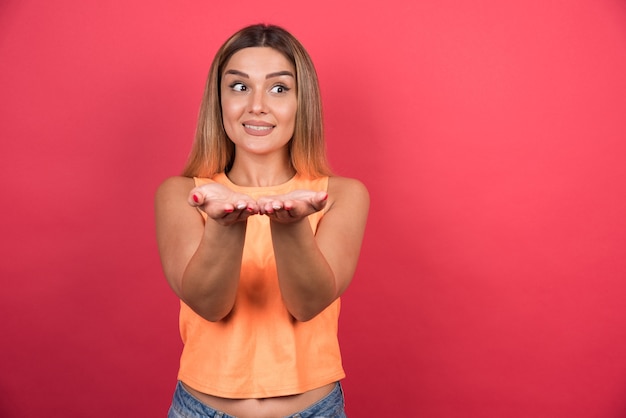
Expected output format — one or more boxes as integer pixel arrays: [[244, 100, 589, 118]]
[[1, 1, 626, 417]]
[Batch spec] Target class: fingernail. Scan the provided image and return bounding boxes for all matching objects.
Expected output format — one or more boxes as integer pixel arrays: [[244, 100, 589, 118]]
[[192, 194, 199, 203], [237, 204, 247, 210], [224, 208, 234, 213]]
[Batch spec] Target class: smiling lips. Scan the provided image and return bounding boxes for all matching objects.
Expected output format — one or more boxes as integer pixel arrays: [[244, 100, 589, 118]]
[[243, 121, 275, 136]]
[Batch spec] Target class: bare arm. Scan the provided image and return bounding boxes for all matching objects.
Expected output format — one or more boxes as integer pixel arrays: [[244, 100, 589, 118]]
[[155, 176, 258, 322], [259, 177, 369, 321]]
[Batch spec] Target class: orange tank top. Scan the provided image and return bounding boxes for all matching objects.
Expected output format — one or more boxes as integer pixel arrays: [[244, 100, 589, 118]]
[[177, 173, 345, 399]]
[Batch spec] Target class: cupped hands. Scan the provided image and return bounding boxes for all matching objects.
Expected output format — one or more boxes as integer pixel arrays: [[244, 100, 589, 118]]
[[189, 183, 328, 225]]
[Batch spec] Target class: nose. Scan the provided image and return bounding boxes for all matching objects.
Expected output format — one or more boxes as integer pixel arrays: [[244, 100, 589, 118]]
[[248, 89, 267, 114]]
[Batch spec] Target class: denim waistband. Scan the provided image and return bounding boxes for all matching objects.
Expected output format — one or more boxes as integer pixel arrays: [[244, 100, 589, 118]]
[[168, 380, 346, 418]]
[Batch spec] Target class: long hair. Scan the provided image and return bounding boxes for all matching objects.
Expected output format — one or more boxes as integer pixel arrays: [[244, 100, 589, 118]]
[[182, 24, 332, 178]]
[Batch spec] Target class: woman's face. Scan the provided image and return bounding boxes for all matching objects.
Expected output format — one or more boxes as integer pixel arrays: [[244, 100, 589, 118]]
[[221, 47, 297, 158]]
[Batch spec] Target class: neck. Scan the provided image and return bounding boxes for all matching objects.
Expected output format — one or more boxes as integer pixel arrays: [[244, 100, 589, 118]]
[[227, 153, 295, 187]]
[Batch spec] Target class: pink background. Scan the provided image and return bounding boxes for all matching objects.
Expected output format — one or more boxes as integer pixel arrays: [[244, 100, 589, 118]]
[[2, 1, 626, 416]]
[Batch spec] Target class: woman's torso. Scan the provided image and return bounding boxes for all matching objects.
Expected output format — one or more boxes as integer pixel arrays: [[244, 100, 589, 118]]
[[177, 174, 345, 399]]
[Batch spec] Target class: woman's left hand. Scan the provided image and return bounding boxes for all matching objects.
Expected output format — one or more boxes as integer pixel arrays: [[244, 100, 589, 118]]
[[257, 189, 328, 223]]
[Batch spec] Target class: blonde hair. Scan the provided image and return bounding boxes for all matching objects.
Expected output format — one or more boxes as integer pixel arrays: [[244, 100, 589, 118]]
[[182, 24, 332, 178]]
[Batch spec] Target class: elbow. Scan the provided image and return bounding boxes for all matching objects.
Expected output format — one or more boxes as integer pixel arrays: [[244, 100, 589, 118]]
[[181, 291, 234, 323], [193, 304, 233, 323], [180, 279, 237, 323], [291, 311, 317, 323], [288, 287, 340, 322], [202, 311, 231, 323], [289, 301, 332, 322]]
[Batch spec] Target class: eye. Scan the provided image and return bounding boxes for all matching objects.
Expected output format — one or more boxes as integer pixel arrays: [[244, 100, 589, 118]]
[[230, 82, 247, 92], [270, 84, 290, 94]]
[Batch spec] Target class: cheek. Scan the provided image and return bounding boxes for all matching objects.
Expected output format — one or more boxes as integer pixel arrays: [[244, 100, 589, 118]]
[[220, 98, 236, 118], [220, 103, 238, 140], [221, 99, 243, 128], [278, 100, 298, 125]]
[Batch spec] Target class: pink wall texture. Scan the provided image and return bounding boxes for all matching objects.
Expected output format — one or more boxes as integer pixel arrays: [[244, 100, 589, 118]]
[[1, 1, 626, 416]]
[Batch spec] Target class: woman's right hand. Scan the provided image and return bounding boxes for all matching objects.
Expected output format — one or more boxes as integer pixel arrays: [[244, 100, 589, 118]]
[[188, 182, 259, 225]]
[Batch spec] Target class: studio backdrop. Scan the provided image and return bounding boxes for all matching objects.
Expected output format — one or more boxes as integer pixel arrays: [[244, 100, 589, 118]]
[[1, 1, 626, 417]]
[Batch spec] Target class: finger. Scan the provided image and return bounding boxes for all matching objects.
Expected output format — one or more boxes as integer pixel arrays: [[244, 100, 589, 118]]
[[246, 201, 259, 214], [263, 201, 278, 214], [314, 191, 328, 204], [311, 192, 328, 209], [189, 191, 203, 206], [207, 204, 235, 219], [272, 200, 283, 211]]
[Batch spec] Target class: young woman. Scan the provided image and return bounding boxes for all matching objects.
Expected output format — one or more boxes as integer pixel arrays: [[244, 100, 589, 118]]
[[156, 24, 369, 418]]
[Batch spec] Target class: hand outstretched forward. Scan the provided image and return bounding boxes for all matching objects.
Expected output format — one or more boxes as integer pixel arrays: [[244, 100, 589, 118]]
[[188, 182, 259, 225], [257, 190, 329, 223], [189, 184, 328, 225]]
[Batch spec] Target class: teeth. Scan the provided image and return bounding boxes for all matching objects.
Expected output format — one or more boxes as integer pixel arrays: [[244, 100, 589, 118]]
[[244, 124, 273, 131]]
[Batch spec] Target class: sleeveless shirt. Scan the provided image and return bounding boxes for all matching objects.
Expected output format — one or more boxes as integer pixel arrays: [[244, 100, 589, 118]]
[[177, 173, 345, 399]]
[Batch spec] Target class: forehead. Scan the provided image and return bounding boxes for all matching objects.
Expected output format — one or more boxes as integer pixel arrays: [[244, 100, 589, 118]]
[[223, 47, 295, 75]]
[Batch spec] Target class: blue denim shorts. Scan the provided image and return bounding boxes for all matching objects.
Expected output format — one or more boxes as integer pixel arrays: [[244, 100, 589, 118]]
[[168, 380, 346, 418]]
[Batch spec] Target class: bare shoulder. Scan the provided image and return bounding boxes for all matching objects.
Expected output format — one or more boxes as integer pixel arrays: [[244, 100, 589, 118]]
[[327, 176, 370, 207], [155, 176, 204, 244], [155, 176, 196, 203]]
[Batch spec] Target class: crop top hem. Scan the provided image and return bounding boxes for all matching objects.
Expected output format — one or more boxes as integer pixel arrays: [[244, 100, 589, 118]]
[[178, 370, 346, 399]]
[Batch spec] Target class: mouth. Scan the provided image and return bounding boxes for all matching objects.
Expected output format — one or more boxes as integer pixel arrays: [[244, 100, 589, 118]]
[[242, 122, 275, 137], [243, 124, 274, 131]]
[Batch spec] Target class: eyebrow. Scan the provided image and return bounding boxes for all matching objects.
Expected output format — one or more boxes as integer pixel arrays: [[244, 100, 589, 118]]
[[224, 69, 295, 79]]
